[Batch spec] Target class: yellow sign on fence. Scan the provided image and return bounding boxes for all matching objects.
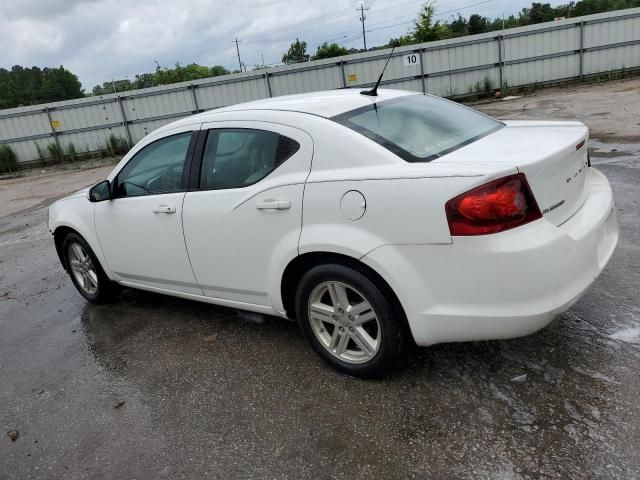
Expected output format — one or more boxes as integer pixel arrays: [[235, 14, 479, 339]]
[[347, 74, 358, 82], [50, 120, 62, 129]]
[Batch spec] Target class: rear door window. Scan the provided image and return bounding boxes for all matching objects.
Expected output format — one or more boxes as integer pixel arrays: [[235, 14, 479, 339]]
[[199, 129, 300, 189]]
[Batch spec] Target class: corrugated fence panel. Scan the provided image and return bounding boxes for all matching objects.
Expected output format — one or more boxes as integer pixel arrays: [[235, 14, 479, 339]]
[[128, 117, 193, 141], [585, 14, 640, 48], [345, 54, 411, 88], [1, 8, 639, 164], [52, 100, 122, 132], [123, 89, 194, 121], [196, 77, 268, 109], [505, 54, 580, 86], [59, 126, 130, 152], [381, 78, 422, 93], [584, 44, 640, 74], [505, 26, 579, 61], [0, 111, 50, 142], [270, 64, 343, 96], [6, 138, 49, 163], [426, 41, 497, 74]]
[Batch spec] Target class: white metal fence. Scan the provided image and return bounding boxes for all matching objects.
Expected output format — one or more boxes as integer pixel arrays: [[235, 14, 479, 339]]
[[1, 8, 639, 164]]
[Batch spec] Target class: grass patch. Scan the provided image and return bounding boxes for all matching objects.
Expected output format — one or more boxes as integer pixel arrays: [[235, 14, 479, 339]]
[[65, 142, 78, 162], [0, 144, 19, 174]]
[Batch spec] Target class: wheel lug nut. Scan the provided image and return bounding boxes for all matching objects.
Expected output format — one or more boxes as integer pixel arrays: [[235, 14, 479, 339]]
[[348, 315, 354, 321], [339, 326, 344, 332], [349, 327, 354, 332]]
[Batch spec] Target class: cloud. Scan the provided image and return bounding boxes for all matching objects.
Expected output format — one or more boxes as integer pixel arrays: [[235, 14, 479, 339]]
[[0, 0, 566, 90]]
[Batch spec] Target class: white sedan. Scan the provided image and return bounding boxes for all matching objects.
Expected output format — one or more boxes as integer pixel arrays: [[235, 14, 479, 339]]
[[48, 89, 619, 377]]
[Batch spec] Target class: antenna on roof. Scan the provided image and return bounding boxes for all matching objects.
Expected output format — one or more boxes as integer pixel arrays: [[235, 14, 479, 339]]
[[360, 46, 396, 97]]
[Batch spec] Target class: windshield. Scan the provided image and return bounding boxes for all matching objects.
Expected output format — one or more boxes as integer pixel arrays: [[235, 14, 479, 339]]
[[332, 94, 503, 162]]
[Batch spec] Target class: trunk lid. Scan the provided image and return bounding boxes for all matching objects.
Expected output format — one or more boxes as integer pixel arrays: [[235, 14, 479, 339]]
[[433, 120, 590, 226]]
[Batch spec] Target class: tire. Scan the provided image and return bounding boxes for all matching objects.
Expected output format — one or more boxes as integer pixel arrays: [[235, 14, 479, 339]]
[[295, 263, 406, 378], [62, 232, 119, 303]]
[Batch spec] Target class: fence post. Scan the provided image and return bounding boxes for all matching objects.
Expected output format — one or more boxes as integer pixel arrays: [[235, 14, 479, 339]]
[[189, 84, 200, 112], [579, 21, 585, 81], [497, 35, 504, 89], [117, 96, 133, 147], [44, 107, 64, 163], [340, 61, 347, 88], [264, 72, 272, 97], [419, 48, 427, 93]]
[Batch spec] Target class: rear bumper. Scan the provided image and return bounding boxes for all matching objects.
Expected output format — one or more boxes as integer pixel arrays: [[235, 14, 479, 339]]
[[362, 168, 618, 346]]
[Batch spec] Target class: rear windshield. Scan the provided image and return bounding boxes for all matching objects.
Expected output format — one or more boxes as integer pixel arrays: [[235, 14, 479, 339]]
[[332, 95, 503, 162]]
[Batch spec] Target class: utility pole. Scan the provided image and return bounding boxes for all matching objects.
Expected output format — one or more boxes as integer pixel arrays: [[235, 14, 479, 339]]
[[261, 53, 265, 68], [359, 3, 369, 51], [233, 38, 242, 71]]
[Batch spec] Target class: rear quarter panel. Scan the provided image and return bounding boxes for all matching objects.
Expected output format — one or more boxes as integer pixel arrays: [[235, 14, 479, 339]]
[[299, 120, 518, 257]]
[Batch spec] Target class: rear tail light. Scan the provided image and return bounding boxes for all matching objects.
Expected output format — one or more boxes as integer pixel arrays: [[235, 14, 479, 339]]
[[445, 173, 542, 236]]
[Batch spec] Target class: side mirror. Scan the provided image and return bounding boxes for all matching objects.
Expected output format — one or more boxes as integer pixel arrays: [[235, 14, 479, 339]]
[[89, 180, 112, 202]]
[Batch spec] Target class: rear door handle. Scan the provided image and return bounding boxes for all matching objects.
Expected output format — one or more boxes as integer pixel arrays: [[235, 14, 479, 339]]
[[152, 205, 177, 214], [256, 200, 291, 210]]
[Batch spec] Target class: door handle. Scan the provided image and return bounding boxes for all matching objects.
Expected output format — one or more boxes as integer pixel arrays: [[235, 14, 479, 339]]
[[256, 200, 291, 210], [152, 205, 177, 214]]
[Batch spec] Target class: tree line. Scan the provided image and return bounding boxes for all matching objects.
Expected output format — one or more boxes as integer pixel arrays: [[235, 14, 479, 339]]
[[282, 0, 640, 62], [90, 62, 232, 95], [0, 0, 638, 109], [387, 0, 640, 47], [0, 66, 83, 110]]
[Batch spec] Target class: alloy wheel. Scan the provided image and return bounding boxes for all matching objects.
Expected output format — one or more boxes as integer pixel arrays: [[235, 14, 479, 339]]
[[308, 281, 381, 364], [68, 242, 98, 296]]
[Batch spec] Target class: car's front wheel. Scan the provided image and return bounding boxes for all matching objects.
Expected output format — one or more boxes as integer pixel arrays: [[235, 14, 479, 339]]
[[62, 233, 118, 303], [295, 264, 406, 378]]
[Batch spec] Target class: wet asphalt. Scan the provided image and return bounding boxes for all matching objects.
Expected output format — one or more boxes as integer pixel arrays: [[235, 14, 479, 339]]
[[2, 100, 640, 479]]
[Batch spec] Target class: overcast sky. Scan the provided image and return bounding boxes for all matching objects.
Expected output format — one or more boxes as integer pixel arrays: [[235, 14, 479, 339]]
[[0, 0, 568, 90]]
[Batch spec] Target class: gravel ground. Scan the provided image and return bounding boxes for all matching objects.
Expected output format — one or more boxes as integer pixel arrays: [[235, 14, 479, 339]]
[[1, 78, 639, 479]]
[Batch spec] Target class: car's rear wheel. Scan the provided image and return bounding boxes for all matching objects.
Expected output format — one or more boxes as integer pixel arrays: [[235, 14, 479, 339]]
[[295, 264, 406, 378], [62, 233, 118, 303]]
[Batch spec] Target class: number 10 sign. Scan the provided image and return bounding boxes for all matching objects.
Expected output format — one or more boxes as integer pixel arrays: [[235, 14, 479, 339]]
[[403, 53, 421, 67]]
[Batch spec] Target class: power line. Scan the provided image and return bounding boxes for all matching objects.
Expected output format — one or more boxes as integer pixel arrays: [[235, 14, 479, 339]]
[[338, 32, 364, 47], [239, 4, 361, 41], [365, 0, 493, 33], [238, 0, 429, 42], [228, 0, 494, 67]]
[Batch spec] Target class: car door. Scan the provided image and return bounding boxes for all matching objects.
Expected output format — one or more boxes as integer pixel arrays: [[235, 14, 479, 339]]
[[95, 127, 203, 295], [182, 121, 313, 309]]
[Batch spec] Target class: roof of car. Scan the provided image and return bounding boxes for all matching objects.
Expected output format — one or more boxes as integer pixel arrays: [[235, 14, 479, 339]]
[[160, 88, 418, 133]]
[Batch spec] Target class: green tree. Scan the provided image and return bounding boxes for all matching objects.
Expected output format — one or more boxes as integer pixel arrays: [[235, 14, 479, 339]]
[[153, 62, 230, 85], [282, 38, 308, 64], [527, 2, 557, 23], [92, 79, 135, 96], [449, 14, 469, 37], [413, 2, 451, 42], [133, 73, 155, 89], [0, 65, 83, 109], [387, 35, 414, 47], [468, 14, 488, 34], [312, 42, 349, 60], [90, 63, 230, 96]]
